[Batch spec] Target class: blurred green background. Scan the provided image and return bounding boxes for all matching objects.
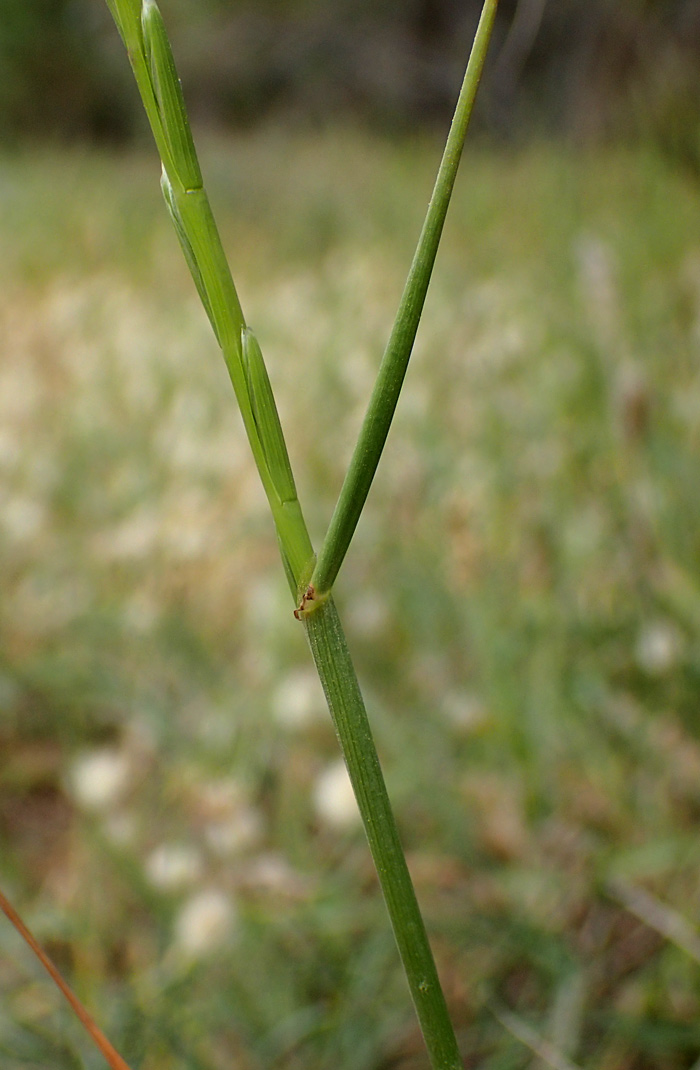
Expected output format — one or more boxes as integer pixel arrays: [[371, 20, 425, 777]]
[[2, 2, 700, 1069], [2, 0, 700, 167]]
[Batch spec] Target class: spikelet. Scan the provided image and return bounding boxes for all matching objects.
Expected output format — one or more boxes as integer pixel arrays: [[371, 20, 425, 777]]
[[242, 327, 298, 505], [104, 0, 143, 52], [141, 0, 202, 191], [161, 169, 221, 343]]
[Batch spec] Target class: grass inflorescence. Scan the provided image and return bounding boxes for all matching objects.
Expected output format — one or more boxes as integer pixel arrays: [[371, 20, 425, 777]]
[[3, 0, 498, 1065]]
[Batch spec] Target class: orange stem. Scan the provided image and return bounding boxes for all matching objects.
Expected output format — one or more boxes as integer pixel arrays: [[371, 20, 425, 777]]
[[0, 886, 134, 1070]]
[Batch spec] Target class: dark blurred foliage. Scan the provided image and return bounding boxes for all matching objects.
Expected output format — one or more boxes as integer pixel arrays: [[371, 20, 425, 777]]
[[1, 0, 700, 166]]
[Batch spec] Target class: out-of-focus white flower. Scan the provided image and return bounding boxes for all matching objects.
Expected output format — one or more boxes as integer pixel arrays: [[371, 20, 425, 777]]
[[192, 778, 244, 818], [93, 507, 160, 561], [635, 621, 683, 676], [174, 889, 236, 958], [243, 853, 309, 897], [204, 808, 264, 856], [68, 748, 132, 810], [145, 844, 203, 891], [313, 760, 360, 830], [190, 778, 264, 854], [344, 592, 389, 640], [442, 690, 487, 733], [2, 496, 46, 541], [271, 667, 327, 729]]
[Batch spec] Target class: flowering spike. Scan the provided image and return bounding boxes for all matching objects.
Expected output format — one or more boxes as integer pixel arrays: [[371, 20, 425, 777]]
[[104, 0, 143, 53], [242, 327, 297, 505], [141, 0, 202, 191]]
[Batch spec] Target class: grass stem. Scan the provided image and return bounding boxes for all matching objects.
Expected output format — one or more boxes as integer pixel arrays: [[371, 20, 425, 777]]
[[98, 2, 500, 1063], [304, 598, 463, 1069]]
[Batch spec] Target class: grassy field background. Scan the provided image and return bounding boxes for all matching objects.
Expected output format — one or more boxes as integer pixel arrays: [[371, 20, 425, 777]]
[[1, 128, 700, 1069]]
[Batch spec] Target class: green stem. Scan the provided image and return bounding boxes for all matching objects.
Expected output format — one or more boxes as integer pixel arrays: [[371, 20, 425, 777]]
[[304, 598, 463, 1070], [311, 0, 499, 600], [103, 4, 494, 1063]]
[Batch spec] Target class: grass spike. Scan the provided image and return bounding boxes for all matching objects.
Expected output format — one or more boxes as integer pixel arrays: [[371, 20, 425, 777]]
[[242, 326, 298, 506], [142, 0, 202, 191], [103, 0, 142, 52]]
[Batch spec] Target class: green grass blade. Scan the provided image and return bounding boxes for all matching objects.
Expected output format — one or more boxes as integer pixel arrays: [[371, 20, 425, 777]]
[[310, 0, 499, 600]]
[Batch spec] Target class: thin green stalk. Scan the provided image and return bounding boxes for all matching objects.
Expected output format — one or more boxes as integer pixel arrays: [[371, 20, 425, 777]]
[[310, 0, 499, 601], [304, 599, 463, 1070], [102, 3, 499, 1066]]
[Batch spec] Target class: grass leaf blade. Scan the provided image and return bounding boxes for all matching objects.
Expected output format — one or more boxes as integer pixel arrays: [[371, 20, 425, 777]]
[[311, 0, 499, 599]]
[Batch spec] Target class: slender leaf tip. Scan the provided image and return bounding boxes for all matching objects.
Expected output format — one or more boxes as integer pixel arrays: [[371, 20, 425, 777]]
[[104, 0, 143, 52], [310, 0, 499, 599], [141, 0, 202, 191]]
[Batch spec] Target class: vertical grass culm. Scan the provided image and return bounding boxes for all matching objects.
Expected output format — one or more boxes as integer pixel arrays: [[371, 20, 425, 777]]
[[2, 2, 498, 1067]]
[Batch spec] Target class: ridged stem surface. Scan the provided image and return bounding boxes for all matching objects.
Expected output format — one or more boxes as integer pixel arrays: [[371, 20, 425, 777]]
[[304, 598, 463, 1070]]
